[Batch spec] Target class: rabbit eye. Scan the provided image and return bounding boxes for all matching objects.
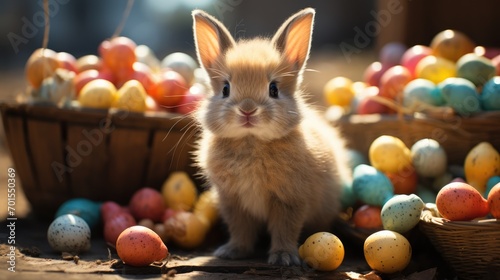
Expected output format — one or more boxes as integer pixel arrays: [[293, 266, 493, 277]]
[[269, 82, 279, 98], [222, 81, 230, 98]]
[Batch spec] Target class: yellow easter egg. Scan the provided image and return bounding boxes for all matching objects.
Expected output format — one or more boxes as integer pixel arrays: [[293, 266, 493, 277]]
[[299, 232, 344, 271], [415, 55, 456, 84], [369, 135, 412, 174], [364, 230, 412, 274], [113, 79, 148, 112], [162, 171, 198, 211], [464, 142, 500, 194], [193, 188, 219, 226], [78, 79, 117, 109], [324, 77, 355, 107]]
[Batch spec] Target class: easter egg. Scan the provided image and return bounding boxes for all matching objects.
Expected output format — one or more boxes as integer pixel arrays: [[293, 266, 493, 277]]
[[116, 225, 168, 266], [356, 86, 390, 115], [369, 135, 412, 174], [135, 44, 161, 72], [47, 214, 91, 253], [112, 79, 148, 112], [340, 181, 356, 209], [416, 185, 437, 203], [299, 232, 344, 271], [381, 194, 425, 233], [352, 164, 394, 206], [193, 188, 219, 226], [487, 183, 500, 219], [485, 176, 500, 197], [379, 42, 406, 67], [363, 61, 388, 87], [402, 79, 444, 109], [456, 53, 496, 87], [464, 142, 500, 194], [323, 77, 355, 107], [347, 149, 368, 171], [438, 77, 481, 116], [162, 172, 198, 211], [410, 138, 447, 178], [415, 55, 456, 84], [129, 187, 165, 222], [385, 166, 418, 195], [481, 76, 500, 110], [25, 48, 60, 89], [430, 29, 475, 62], [161, 52, 198, 86], [436, 182, 489, 221], [103, 212, 136, 245], [379, 65, 412, 100], [364, 230, 412, 274], [401, 45, 433, 78], [55, 198, 101, 229], [164, 211, 210, 249], [352, 205, 382, 229], [78, 79, 117, 109]]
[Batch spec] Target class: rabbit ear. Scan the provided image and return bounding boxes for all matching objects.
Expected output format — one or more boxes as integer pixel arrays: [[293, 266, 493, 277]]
[[192, 10, 235, 70], [272, 8, 315, 71]]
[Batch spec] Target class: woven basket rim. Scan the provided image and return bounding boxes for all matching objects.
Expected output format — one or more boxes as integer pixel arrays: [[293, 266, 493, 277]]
[[420, 209, 500, 230]]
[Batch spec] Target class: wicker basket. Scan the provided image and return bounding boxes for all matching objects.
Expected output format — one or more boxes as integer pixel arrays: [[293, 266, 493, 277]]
[[0, 103, 200, 218], [333, 112, 500, 165], [419, 210, 500, 280]]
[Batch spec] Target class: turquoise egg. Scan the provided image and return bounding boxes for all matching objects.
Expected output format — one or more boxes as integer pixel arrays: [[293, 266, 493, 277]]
[[403, 78, 444, 108], [485, 175, 500, 197], [481, 76, 500, 110], [416, 184, 437, 203], [352, 164, 394, 206], [456, 53, 496, 87], [55, 198, 102, 229], [438, 77, 481, 116], [340, 181, 356, 209], [347, 149, 368, 171]]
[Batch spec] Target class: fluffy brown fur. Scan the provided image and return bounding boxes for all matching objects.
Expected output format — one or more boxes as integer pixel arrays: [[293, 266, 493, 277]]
[[192, 7, 351, 266]]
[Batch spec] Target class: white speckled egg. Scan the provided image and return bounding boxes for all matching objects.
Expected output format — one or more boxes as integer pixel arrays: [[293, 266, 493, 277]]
[[47, 214, 91, 253], [411, 138, 447, 178], [381, 194, 425, 233]]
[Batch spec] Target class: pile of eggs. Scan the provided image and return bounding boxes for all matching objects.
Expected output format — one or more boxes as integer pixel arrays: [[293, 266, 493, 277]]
[[47, 171, 219, 267], [25, 37, 208, 115], [324, 29, 500, 116], [324, 135, 500, 274]]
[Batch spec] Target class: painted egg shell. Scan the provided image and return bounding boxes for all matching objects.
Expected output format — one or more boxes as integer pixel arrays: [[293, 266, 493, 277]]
[[47, 214, 91, 253], [161, 52, 198, 85], [364, 230, 412, 274], [352, 164, 394, 206], [481, 76, 500, 110], [410, 138, 447, 178], [438, 77, 481, 116], [299, 232, 345, 271], [403, 78, 444, 108], [456, 53, 496, 87], [55, 198, 101, 229], [381, 194, 425, 233]]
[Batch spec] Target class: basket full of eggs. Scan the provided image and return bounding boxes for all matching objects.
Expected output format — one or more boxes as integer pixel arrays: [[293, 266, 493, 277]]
[[325, 29, 500, 165], [1, 36, 206, 218], [323, 29, 500, 278]]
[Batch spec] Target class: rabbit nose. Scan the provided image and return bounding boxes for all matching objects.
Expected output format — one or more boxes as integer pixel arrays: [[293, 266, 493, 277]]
[[239, 108, 257, 116]]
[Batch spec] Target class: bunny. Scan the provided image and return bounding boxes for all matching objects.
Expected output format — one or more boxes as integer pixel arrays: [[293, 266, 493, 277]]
[[191, 7, 352, 266]]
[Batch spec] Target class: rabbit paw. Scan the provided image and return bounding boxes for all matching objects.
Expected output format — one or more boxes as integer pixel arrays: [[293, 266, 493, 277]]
[[214, 243, 252, 260], [268, 250, 302, 266]]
